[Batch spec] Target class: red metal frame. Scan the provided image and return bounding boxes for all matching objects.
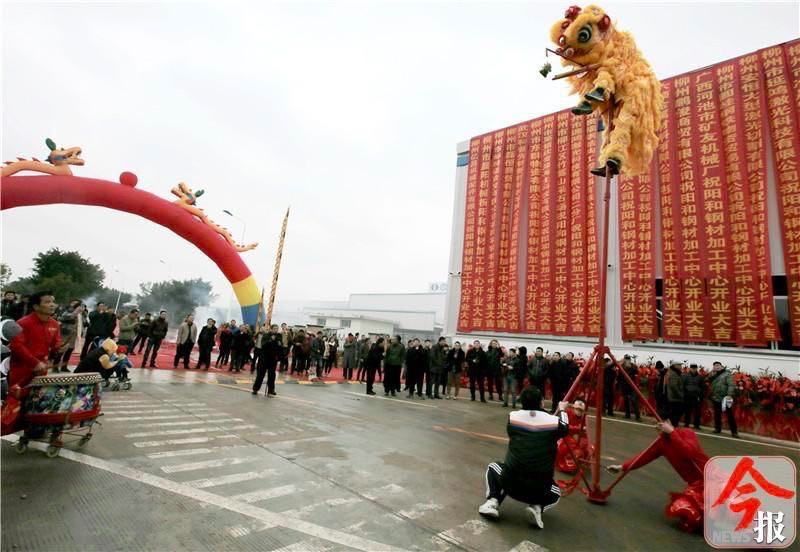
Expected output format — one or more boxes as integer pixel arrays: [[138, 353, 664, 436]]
[[560, 97, 664, 504]]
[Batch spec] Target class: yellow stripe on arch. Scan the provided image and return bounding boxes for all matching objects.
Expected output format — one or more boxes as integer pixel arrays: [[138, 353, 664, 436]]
[[231, 275, 261, 308]]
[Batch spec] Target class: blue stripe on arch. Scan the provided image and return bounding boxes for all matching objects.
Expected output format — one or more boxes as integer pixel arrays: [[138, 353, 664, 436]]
[[239, 304, 260, 326]]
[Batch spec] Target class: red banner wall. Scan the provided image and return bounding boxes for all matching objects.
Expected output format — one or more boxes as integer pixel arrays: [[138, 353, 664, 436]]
[[457, 137, 481, 332]]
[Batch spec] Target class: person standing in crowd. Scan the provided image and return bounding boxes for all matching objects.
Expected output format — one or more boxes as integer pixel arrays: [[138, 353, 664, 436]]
[[8, 291, 61, 390], [563, 352, 579, 394], [17, 295, 33, 320], [53, 299, 82, 372], [309, 331, 324, 379], [1, 290, 18, 320], [527, 347, 549, 399], [215, 323, 232, 367], [117, 309, 139, 353], [290, 329, 306, 375], [486, 340, 504, 402], [548, 352, 569, 414], [467, 339, 488, 403], [357, 335, 370, 382], [342, 333, 357, 380], [232, 324, 254, 372], [620, 354, 641, 421], [405, 338, 426, 399], [427, 337, 448, 399], [682, 363, 704, 430], [365, 336, 384, 396], [383, 335, 405, 397], [142, 310, 168, 368], [280, 323, 292, 373], [421, 339, 433, 397], [478, 388, 568, 529], [196, 318, 217, 371], [173, 314, 197, 369], [253, 325, 281, 396], [665, 361, 685, 426], [708, 361, 738, 437], [445, 341, 465, 399], [654, 360, 668, 418], [603, 357, 616, 416], [80, 302, 115, 359], [502, 348, 521, 408], [131, 312, 153, 355], [515, 346, 529, 394]]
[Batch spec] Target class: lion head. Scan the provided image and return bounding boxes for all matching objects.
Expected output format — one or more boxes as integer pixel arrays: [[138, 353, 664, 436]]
[[549, 4, 613, 66]]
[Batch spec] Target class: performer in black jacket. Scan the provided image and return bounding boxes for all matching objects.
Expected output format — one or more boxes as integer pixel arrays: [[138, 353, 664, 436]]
[[478, 387, 569, 529]]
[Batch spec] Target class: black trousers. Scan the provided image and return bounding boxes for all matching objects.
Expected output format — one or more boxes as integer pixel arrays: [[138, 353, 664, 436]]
[[683, 396, 702, 428], [131, 333, 148, 353], [54, 347, 75, 369], [712, 400, 738, 435], [407, 367, 424, 396], [384, 364, 401, 393], [79, 333, 98, 359], [426, 370, 445, 397], [253, 360, 277, 394], [174, 341, 194, 368], [487, 370, 502, 399], [216, 345, 231, 366], [142, 337, 163, 366], [668, 401, 683, 427], [485, 462, 561, 510], [469, 368, 485, 401], [366, 365, 377, 394], [623, 390, 641, 419], [604, 388, 615, 415], [197, 346, 213, 369]]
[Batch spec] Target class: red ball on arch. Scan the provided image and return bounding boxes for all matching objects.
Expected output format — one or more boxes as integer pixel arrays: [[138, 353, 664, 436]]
[[119, 171, 138, 187]]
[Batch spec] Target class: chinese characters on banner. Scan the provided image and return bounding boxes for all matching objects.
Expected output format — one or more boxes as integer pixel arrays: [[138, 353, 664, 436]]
[[764, 43, 800, 346], [483, 131, 506, 330], [554, 112, 572, 334], [457, 137, 481, 332], [569, 115, 588, 335], [524, 119, 544, 333], [619, 162, 657, 341]]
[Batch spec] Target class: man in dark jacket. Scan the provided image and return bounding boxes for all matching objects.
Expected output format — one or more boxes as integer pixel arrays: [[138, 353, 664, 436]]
[[79, 302, 116, 359], [253, 326, 281, 396], [195, 318, 217, 371], [216, 323, 233, 367], [682, 363, 704, 429], [620, 355, 641, 421], [365, 337, 385, 395], [527, 347, 549, 399], [708, 361, 738, 437], [466, 340, 489, 403], [1, 291, 18, 320], [405, 339, 428, 399], [665, 361, 685, 426], [428, 337, 448, 399], [383, 335, 405, 396], [548, 353, 570, 414], [131, 312, 153, 354], [654, 361, 668, 418], [142, 310, 169, 368]]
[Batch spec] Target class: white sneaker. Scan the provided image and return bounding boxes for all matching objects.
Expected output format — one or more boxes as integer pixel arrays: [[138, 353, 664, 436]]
[[478, 498, 500, 519], [525, 505, 544, 529]]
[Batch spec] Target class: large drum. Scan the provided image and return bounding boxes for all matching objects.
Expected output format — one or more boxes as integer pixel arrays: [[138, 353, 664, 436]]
[[24, 372, 103, 427]]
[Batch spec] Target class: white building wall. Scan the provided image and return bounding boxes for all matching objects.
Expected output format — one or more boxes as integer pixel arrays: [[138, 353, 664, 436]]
[[348, 293, 446, 325], [444, 140, 800, 377]]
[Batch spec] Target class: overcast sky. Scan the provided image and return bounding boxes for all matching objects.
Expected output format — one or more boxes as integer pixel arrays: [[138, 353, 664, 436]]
[[2, 1, 798, 306]]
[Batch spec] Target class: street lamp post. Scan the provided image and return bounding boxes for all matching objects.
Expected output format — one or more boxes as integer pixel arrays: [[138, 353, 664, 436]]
[[222, 209, 246, 322]]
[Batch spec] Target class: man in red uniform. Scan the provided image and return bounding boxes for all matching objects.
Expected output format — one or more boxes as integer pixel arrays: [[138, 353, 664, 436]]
[[608, 421, 709, 532], [8, 291, 61, 392]]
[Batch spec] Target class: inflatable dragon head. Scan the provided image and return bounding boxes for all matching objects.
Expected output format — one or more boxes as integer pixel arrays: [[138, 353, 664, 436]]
[[45, 138, 84, 168], [550, 5, 612, 67]]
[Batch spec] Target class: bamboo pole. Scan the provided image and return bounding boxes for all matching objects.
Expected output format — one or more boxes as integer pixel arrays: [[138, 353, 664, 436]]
[[266, 207, 290, 326]]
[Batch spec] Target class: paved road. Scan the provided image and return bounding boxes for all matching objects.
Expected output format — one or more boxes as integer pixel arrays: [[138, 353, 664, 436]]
[[2, 369, 798, 551]]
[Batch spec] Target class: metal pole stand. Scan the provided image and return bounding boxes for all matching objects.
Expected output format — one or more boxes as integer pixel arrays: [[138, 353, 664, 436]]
[[559, 95, 663, 505]]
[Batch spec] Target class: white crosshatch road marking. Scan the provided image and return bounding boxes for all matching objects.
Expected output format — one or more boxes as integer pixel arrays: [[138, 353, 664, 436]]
[[160, 456, 259, 474]]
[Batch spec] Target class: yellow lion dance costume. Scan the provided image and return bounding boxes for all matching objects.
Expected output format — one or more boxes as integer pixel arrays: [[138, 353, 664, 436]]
[[550, 4, 662, 176]]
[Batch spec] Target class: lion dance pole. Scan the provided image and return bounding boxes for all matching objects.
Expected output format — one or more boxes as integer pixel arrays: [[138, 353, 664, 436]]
[[266, 207, 290, 326]]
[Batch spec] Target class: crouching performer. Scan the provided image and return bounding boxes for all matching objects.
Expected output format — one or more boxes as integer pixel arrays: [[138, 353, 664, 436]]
[[478, 387, 569, 529], [608, 421, 709, 532]]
